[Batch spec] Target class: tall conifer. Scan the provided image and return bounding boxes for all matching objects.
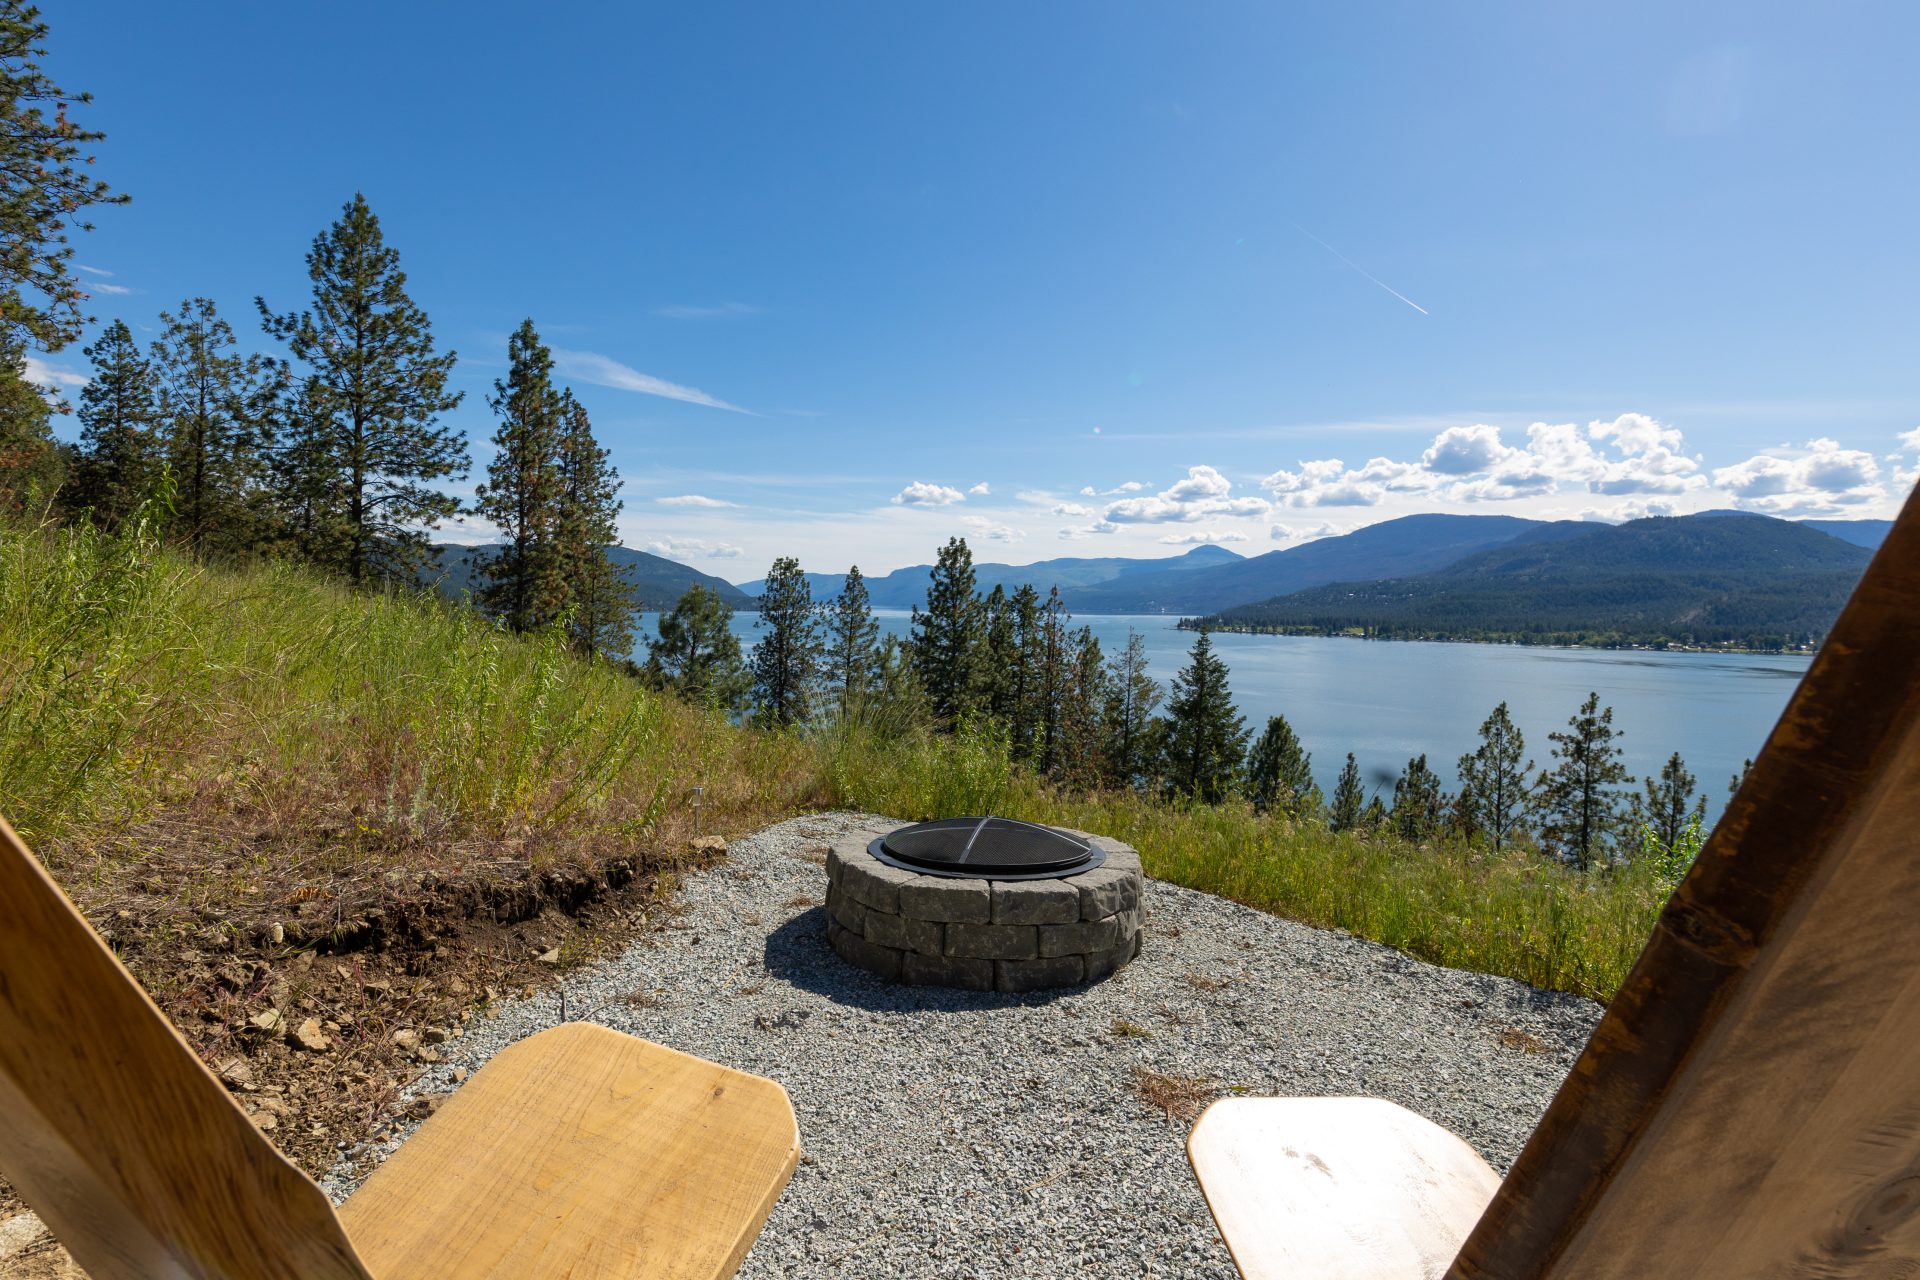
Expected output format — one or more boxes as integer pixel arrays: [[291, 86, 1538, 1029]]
[[1536, 691, 1634, 870], [1643, 752, 1705, 852], [552, 390, 631, 658], [1457, 701, 1533, 852], [750, 556, 821, 727], [825, 565, 880, 717], [474, 320, 565, 632], [1101, 629, 1162, 791], [70, 319, 160, 527], [644, 584, 749, 713], [151, 297, 279, 552], [1391, 754, 1447, 841], [258, 193, 465, 584], [910, 536, 985, 726], [1247, 714, 1319, 817], [1160, 629, 1248, 803], [1329, 753, 1366, 832]]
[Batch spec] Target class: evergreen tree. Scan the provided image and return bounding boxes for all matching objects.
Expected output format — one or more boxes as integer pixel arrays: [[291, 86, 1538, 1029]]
[[474, 320, 565, 632], [1036, 586, 1072, 775], [1246, 714, 1319, 817], [69, 319, 160, 527], [1159, 629, 1248, 803], [552, 390, 632, 658], [1643, 752, 1705, 852], [981, 584, 1019, 726], [258, 193, 465, 585], [1536, 691, 1635, 870], [0, 329, 58, 511], [869, 632, 930, 733], [1101, 628, 1162, 791], [151, 297, 279, 552], [1329, 753, 1366, 832], [0, 3, 127, 355], [1457, 701, 1534, 853], [1391, 754, 1447, 841], [1057, 624, 1108, 787], [910, 536, 985, 726], [824, 565, 880, 718], [1005, 583, 1044, 761], [1361, 795, 1389, 830], [750, 556, 821, 728], [267, 375, 346, 554], [644, 584, 749, 713], [1729, 757, 1753, 801]]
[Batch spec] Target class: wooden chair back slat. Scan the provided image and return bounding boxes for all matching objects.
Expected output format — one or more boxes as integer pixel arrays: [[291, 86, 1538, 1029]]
[[1450, 487, 1920, 1278], [0, 815, 374, 1280]]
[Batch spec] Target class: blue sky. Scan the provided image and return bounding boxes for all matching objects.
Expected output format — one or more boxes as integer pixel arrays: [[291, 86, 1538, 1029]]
[[40, 1, 1920, 578]]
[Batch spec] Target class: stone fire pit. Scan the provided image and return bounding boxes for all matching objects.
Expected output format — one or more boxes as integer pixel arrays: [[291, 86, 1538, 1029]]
[[824, 818, 1144, 993]]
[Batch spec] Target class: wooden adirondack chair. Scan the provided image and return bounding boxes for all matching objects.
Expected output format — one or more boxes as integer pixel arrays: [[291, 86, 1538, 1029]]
[[0, 816, 800, 1280], [1188, 490, 1920, 1279]]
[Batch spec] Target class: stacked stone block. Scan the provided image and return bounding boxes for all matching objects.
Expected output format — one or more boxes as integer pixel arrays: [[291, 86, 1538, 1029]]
[[824, 827, 1144, 992]]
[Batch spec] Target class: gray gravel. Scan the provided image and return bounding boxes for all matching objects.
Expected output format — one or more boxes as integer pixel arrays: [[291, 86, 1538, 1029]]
[[324, 812, 1602, 1278]]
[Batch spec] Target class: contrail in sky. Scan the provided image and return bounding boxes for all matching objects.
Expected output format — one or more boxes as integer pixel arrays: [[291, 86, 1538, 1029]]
[[1293, 223, 1430, 316]]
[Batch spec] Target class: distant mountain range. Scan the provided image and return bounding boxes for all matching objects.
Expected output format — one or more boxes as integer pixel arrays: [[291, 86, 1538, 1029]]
[[734, 543, 1246, 609], [424, 544, 754, 610], [1196, 513, 1874, 648]]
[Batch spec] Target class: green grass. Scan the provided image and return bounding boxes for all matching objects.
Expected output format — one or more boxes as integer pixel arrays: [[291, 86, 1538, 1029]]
[[2, 513, 1666, 1001]]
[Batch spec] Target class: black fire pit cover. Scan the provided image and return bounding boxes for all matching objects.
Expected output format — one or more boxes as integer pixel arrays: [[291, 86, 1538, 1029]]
[[870, 816, 1105, 881]]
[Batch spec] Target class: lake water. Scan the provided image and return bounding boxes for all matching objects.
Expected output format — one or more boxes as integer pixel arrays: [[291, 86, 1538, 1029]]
[[636, 610, 1809, 818]]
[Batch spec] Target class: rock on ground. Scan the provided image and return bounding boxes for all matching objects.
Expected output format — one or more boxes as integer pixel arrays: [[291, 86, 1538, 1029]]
[[322, 811, 1600, 1279]]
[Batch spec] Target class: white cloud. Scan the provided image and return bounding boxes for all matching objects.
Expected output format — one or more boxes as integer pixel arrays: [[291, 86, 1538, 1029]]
[[1051, 502, 1095, 517], [968, 482, 991, 495], [1104, 466, 1271, 524], [1581, 498, 1681, 523], [76, 264, 113, 277], [653, 302, 762, 319], [552, 348, 750, 413], [89, 280, 133, 296], [892, 481, 967, 507], [647, 536, 745, 561], [1057, 519, 1121, 540], [1711, 437, 1884, 515], [657, 494, 736, 508], [1079, 485, 1096, 496], [1158, 530, 1249, 545], [23, 357, 86, 390], [960, 515, 1025, 542], [1421, 424, 1516, 476], [1899, 426, 1920, 453], [1270, 521, 1340, 543]]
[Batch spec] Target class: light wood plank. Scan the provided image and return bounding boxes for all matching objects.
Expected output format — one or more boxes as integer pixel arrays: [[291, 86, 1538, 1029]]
[[1189, 1097, 1500, 1280], [339, 1022, 799, 1280], [0, 814, 375, 1280]]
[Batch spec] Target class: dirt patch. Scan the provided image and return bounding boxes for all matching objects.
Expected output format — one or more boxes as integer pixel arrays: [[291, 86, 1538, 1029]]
[[0, 833, 727, 1240]]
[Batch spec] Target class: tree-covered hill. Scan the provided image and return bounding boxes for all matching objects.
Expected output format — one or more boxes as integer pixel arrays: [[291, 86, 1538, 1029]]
[[1197, 514, 1872, 648], [426, 542, 753, 610]]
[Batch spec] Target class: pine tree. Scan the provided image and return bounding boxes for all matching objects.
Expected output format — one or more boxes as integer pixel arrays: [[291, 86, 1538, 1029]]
[[1246, 714, 1319, 817], [1101, 628, 1162, 791], [824, 565, 880, 718], [474, 320, 566, 632], [258, 193, 465, 585], [0, 329, 58, 511], [644, 584, 749, 713], [1391, 754, 1447, 841], [981, 584, 1019, 725], [1536, 691, 1635, 870], [552, 390, 632, 658], [750, 556, 821, 728], [1457, 701, 1533, 853], [1057, 624, 1108, 788], [1160, 629, 1248, 803], [1643, 752, 1705, 852], [69, 319, 160, 527], [1329, 753, 1366, 832], [1037, 587, 1072, 775], [151, 298, 279, 552], [0, 3, 126, 355], [1729, 757, 1753, 801], [910, 536, 985, 727], [1005, 583, 1044, 761]]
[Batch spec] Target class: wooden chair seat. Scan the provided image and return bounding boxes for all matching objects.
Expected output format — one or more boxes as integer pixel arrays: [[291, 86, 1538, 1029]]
[[0, 814, 799, 1280], [1187, 486, 1920, 1278]]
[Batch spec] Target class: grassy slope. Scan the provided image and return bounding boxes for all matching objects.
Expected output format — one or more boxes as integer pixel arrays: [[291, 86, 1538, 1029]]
[[2, 516, 1665, 1003]]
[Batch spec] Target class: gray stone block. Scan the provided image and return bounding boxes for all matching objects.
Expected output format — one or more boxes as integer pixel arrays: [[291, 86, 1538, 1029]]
[[1083, 941, 1131, 982], [830, 925, 903, 981], [1090, 837, 1143, 874], [1110, 906, 1142, 941], [897, 875, 991, 924], [864, 909, 944, 955], [996, 955, 1085, 993], [945, 921, 1038, 961], [837, 848, 918, 914], [1074, 866, 1139, 920], [902, 950, 994, 991], [1037, 914, 1122, 958], [991, 879, 1080, 925], [827, 889, 868, 935]]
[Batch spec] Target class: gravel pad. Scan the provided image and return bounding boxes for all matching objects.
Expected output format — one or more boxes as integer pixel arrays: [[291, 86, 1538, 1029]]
[[324, 812, 1602, 1279]]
